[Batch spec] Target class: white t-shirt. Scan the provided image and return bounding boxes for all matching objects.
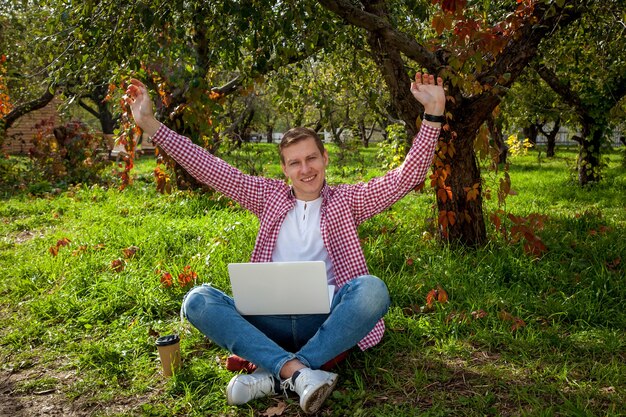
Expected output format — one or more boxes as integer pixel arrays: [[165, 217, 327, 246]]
[[271, 197, 336, 286]]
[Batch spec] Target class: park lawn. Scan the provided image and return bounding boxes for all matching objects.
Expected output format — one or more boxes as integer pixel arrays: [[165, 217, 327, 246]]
[[0, 143, 625, 416]]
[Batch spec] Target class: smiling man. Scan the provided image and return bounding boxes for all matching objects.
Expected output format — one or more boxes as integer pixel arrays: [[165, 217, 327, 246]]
[[125, 73, 445, 414]]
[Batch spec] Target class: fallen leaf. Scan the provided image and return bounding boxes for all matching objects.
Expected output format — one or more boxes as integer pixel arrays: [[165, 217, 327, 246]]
[[110, 258, 125, 272], [122, 245, 139, 259], [260, 400, 287, 417], [471, 309, 488, 319]]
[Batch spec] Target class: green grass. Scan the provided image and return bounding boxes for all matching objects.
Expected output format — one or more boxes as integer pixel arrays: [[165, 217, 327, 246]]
[[1, 144, 625, 416]]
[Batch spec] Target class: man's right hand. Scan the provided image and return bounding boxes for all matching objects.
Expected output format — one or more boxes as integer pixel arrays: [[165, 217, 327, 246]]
[[410, 73, 446, 126], [124, 79, 162, 137]]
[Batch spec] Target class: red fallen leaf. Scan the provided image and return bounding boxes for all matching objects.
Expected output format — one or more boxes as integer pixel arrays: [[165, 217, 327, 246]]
[[72, 245, 89, 256], [122, 245, 139, 259], [426, 289, 437, 307], [160, 272, 173, 287], [57, 237, 71, 247], [178, 265, 197, 287], [49, 246, 59, 257], [110, 258, 125, 272], [426, 286, 449, 307], [437, 286, 448, 303], [471, 309, 488, 319], [511, 317, 526, 332], [606, 257, 621, 271]]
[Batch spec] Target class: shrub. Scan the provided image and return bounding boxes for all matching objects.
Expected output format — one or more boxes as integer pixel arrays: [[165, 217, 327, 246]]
[[28, 119, 109, 185], [377, 123, 407, 170]]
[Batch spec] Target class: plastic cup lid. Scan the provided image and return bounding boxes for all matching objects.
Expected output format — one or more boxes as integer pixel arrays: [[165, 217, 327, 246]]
[[156, 334, 180, 346]]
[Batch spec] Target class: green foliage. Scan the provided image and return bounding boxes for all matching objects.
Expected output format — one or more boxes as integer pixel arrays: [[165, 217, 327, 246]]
[[333, 134, 367, 178], [28, 119, 109, 185], [377, 123, 408, 170]]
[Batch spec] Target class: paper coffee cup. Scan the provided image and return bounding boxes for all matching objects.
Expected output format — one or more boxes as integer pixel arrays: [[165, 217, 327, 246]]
[[156, 334, 181, 377]]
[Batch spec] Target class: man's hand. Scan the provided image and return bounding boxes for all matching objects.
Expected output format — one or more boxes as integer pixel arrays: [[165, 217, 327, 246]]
[[124, 79, 161, 137], [410, 73, 446, 124]]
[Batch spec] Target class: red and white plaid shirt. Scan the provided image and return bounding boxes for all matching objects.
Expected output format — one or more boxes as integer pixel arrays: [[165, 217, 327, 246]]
[[152, 124, 439, 350]]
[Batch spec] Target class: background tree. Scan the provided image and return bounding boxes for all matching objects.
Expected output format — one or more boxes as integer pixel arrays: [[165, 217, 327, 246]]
[[318, 0, 586, 245], [532, 1, 626, 185], [500, 71, 574, 158]]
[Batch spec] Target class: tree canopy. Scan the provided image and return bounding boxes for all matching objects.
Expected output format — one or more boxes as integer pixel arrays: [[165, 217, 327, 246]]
[[4, 0, 620, 245]]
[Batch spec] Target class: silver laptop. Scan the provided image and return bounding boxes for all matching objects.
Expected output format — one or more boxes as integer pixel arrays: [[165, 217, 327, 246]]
[[228, 261, 335, 315]]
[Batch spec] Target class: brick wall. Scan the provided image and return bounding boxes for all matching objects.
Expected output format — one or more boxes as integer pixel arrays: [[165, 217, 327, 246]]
[[2, 97, 156, 156], [2, 97, 62, 155]]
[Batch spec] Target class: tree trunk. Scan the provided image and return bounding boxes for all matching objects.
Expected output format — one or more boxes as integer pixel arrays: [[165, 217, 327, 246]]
[[266, 124, 274, 143], [542, 117, 560, 157], [523, 123, 539, 145], [577, 123, 603, 186], [434, 121, 488, 246]]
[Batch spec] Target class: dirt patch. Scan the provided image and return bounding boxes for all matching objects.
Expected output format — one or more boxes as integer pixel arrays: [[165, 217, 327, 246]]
[[0, 367, 157, 417], [1, 368, 83, 417]]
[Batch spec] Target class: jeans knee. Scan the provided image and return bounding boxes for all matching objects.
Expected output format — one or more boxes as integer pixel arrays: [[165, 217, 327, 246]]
[[181, 285, 225, 322], [354, 275, 390, 317]]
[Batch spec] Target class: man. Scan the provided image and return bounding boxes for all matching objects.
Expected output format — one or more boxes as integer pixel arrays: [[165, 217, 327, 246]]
[[125, 73, 445, 414]]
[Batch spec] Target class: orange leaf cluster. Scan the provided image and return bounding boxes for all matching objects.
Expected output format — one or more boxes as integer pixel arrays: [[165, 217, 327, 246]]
[[158, 266, 198, 288], [431, 0, 538, 95], [48, 237, 72, 256], [464, 182, 480, 202], [491, 210, 548, 257], [426, 286, 449, 308], [153, 166, 172, 194], [209, 90, 224, 101], [0, 55, 12, 117]]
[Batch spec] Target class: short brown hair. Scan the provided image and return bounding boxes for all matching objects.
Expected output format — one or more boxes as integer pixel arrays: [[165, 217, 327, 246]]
[[279, 127, 325, 163]]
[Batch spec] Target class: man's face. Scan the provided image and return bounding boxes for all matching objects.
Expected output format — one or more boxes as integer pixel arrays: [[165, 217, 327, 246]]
[[281, 137, 329, 201]]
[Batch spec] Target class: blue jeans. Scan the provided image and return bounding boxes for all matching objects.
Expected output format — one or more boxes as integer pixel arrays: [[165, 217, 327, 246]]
[[181, 275, 390, 379]]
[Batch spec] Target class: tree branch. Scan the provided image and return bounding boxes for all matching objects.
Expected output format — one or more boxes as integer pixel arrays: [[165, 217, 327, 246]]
[[1, 86, 55, 131], [476, 1, 584, 94], [317, 0, 440, 70], [78, 99, 100, 119], [534, 63, 587, 117]]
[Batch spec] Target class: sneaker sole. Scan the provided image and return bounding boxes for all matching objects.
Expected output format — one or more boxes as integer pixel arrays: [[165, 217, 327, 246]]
[[300, 374, 339, 414]]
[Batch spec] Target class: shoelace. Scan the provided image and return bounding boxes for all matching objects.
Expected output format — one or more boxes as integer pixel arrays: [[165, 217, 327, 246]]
[[279, 376, 296, 396]]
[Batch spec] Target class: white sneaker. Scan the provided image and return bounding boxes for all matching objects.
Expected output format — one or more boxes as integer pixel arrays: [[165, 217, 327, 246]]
[[226, 369, 279, 405], [281, 368, 338, 414]]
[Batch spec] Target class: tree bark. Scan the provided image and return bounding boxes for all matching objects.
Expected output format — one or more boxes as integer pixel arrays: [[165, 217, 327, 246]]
[[577, 120, 603, 185]]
